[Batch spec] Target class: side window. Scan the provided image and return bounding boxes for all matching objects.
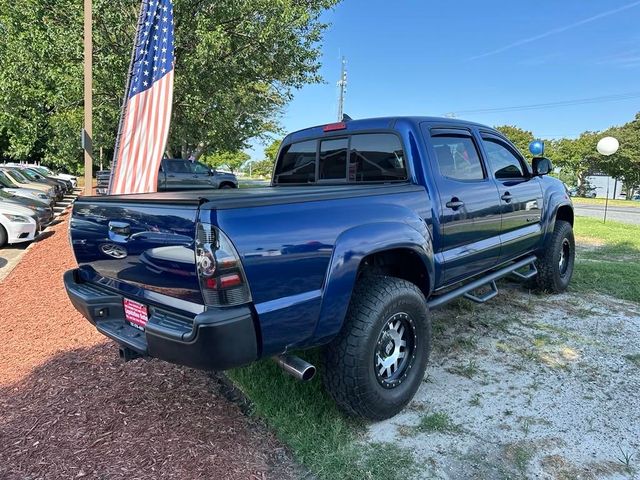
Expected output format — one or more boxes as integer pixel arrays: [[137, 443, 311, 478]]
[[191, 162, 210, 174], [431, 136, 484, 181], [166, 160, 190, 173], [349, 134, 406, 182], [274, 140, 316, 184], [482, 139, 526, 179], [319, 138, 348, 180]]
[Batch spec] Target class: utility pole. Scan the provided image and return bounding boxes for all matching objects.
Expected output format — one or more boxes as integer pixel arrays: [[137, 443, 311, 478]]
[[83, 0, 93, 196], [337, 56, 347, 121]]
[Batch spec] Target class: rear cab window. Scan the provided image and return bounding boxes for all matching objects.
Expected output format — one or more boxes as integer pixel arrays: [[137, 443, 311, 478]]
[[274, 140, 316, 184], [165, 160, 191, 173], [274, 133, 407, 184]]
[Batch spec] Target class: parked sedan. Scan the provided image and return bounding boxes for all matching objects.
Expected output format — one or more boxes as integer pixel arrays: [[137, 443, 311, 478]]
[[0, 170, 55, 206], [25, 167, 73, 193], [0, 202, 38, 247], [1, 167, 63, 200], [0, 189, 54, 227], [33, 165, 77, 189], [19, 167, 71, 194]]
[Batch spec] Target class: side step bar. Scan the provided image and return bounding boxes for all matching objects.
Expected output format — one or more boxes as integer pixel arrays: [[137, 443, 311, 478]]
[[427, 255, 537, 310]]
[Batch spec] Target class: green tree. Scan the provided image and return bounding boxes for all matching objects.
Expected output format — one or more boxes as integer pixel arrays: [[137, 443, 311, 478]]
[[247, 138, 282, 178], [251, 158, 275, 177], [546, 132, 601, 194], [0, 0, 339, 173], [495, 125, 534, 159], [264, 138, 282, 162], [202, 150, 250, 174], [597, 114, 640, 197]]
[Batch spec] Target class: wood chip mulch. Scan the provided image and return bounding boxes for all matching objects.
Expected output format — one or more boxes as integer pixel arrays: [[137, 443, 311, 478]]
[[0, 214, 301, 480]]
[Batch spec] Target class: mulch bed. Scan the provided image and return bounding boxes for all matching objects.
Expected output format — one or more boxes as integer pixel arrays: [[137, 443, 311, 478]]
[[0, 214, 301, 479]]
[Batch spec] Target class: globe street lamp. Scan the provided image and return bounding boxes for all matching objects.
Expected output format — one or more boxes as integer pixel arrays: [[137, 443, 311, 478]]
[[596, 136, 619, 223]]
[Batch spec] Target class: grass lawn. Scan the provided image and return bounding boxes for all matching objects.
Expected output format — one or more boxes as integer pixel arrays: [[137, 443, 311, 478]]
[[228, 353, 419, 480], [572, 216, 640, 303], [571, 197, 640, 208]]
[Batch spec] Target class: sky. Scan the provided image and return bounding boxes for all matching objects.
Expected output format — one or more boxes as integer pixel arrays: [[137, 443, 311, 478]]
[[248, 0, 640, 159]]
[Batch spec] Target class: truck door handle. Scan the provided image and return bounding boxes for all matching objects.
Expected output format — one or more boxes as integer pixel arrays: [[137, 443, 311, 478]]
[[501, 192, 513, 202], [167, 175, 175, 178], [445, 198, 464, 210]]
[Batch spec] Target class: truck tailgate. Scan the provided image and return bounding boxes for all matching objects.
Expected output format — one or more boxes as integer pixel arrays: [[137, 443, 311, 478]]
[[70, 198, 202, 304]]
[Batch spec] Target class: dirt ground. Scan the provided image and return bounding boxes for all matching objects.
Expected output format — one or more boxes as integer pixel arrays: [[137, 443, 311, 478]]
[[0, 215, 301, 480], [368, 283, 640, 479]]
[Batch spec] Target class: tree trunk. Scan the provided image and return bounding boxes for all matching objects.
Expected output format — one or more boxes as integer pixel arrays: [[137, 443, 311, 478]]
[[576, 171, 588, 195], [193, 143, 207, 161]]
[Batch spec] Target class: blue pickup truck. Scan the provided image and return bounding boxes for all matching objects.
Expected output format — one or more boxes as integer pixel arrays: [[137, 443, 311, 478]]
[[64, 116, 574, 420]]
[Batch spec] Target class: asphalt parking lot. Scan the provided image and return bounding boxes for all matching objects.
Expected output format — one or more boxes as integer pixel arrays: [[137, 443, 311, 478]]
[[573, 202, 640, 224]]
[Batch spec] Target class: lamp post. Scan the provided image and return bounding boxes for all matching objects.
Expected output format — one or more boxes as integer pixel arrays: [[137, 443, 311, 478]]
[[596, 136, 619, 223]]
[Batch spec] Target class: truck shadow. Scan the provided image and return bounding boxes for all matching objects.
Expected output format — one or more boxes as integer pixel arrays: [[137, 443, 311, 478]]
[[0, 343, 298, 480]]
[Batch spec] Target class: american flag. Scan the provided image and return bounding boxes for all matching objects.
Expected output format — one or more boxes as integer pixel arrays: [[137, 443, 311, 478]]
[[109, 0, 175, 195]]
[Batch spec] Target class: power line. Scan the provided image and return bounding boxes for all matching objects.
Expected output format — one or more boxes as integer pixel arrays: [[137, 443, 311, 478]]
[[444, 91, 640, 116]]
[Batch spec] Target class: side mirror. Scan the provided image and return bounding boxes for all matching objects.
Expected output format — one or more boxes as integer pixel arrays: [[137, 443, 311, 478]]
[[532, 157, 552, 176], [209, 169, 216, 176]]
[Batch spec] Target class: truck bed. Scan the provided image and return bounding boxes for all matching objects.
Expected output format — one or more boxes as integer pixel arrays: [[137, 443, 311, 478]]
[[82, 183, 424, 209]]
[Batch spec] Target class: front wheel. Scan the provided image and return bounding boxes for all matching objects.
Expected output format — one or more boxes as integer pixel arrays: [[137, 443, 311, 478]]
[[534, 220, 575, 293], [322, 276, 431, 420], [0, 225, 7, 248]]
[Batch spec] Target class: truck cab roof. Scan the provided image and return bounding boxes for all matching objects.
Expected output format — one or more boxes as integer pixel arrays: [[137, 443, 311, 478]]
[[283, 116, 502, 145]]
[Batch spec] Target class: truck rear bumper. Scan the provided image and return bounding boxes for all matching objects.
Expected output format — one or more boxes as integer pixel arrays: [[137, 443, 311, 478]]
[[63, 269, 258, 371]]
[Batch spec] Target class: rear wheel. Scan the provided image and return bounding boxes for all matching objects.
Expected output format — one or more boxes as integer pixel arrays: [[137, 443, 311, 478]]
[[534, 220, 575, 293], [219, 183, 235, 189], [322, 276, 431, 420]]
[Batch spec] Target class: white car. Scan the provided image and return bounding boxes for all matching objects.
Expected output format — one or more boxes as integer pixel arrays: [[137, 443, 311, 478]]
[[0, 202, 38, 247]]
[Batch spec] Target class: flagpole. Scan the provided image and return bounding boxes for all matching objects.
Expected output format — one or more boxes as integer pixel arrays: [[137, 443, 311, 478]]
[[83, 0, 92, 196], [107, 0, 147, 195]]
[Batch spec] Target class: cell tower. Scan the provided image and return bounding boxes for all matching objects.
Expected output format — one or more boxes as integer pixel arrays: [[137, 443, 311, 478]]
[[337, 56, 347, 121]]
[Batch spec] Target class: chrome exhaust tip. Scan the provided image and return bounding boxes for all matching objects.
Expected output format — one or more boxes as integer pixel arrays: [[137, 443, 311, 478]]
[[274, 355, 316, 381]]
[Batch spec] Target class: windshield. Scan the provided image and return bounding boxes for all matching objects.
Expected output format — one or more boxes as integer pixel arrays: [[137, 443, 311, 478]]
[[22, 169, 43, 180], [5, 169, 29, 183], [0, 171, 16, 187]]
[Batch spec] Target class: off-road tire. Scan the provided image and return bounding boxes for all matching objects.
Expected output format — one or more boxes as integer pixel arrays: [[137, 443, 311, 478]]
[[534, 220, 575, 293], [322, 276, 431, 420], [0, 225, 7, 248]]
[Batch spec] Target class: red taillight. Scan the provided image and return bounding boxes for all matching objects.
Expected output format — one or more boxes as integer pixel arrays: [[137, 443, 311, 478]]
[[219, 274, 242, 289], [196, 223, 252, 307], [205, 274, 242, 290], [323, 122, 346, 132]]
